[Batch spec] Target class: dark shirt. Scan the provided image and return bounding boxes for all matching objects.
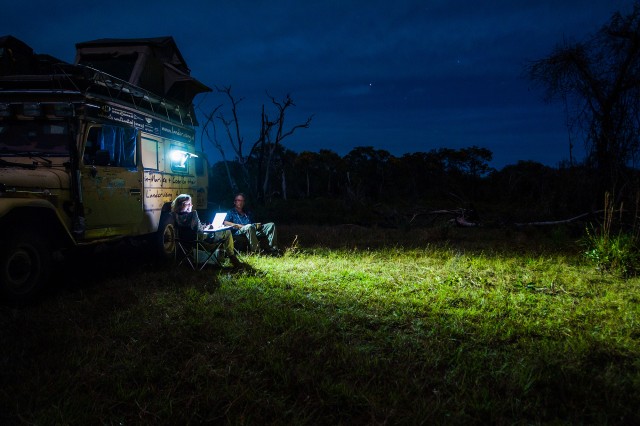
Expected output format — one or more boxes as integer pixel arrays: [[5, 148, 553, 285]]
[[225, 208, 253, 234], [175, 210, 205, 233]]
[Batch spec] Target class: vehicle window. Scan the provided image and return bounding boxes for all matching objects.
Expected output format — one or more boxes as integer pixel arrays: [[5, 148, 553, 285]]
[[0, 120, 70, 155], [84, 125, 137, 167], [141, 136, 159, 170]]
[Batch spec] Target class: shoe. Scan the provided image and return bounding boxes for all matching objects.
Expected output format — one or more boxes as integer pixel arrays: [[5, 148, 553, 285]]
[[268, 247, 283, 257]]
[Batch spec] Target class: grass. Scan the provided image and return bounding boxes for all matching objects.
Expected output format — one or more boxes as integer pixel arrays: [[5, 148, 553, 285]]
[[1, 225, 639, 424]]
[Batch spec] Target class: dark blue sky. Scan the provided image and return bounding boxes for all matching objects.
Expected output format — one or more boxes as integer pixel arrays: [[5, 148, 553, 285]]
[[2, 0, 636, 169]]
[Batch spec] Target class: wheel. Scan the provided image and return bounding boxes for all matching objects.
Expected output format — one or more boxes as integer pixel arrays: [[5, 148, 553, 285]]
[[0, 231, 51, 303], [154, 214, 176, 260]]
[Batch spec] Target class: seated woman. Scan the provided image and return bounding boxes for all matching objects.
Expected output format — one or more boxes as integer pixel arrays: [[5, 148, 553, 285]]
[[171, 193, 243, 268]]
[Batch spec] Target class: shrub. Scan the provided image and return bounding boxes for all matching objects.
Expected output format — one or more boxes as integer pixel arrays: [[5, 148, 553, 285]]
[[582, 192, 640, 277], [583, 228, 639, 276]]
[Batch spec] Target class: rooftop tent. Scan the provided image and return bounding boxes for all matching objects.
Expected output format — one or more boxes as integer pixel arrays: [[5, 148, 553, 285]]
[[74, 36, 211, 105]]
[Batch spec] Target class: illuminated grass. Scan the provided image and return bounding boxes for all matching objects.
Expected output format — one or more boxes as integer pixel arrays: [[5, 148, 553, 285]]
[[0, 226, 638, 424]]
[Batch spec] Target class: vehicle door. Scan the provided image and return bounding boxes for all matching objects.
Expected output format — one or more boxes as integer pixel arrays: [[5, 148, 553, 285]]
[[81, 124, 143, 236]]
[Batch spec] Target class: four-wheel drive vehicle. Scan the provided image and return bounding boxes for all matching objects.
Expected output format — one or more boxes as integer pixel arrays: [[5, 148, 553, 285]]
[[0, 35, 212, 302]]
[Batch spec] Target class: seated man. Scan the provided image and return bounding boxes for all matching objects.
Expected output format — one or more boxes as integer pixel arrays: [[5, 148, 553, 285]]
[[171, 193, 243, 268], [223, 192, 279, 255]]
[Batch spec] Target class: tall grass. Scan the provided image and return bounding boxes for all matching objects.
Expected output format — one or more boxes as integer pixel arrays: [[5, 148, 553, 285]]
[[0, 225, 638, 424], [582, 192, 640, 276]]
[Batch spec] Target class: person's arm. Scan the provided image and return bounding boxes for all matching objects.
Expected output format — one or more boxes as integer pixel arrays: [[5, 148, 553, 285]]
[[223, 220, 243, 230], [192, 210, 208, 232], [223, 212, 243, 230]]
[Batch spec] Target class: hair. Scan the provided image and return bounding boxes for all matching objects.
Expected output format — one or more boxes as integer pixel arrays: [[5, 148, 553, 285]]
[[234, 192, 246, 201], [171, 193, 192, 212]]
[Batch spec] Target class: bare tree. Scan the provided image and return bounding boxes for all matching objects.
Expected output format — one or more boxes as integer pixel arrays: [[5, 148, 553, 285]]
[[528, 2, 640, 194], [251, 93, 313, 203], [213, 86, 254, 192], [202, 87, 313, 202], [199, 103, 239, 193]]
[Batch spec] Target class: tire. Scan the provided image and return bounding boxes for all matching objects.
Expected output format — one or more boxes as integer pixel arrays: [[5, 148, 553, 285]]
[[154, 213, 176, 261], [0, 231, 51, 304]]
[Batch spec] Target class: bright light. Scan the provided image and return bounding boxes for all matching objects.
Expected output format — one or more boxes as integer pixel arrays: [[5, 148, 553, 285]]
[[169, 149, 198, 168]]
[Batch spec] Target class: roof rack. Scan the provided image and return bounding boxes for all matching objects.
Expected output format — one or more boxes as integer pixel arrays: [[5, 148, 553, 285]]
[[81, 65, 195, 126], [1, 35, 210, 127]]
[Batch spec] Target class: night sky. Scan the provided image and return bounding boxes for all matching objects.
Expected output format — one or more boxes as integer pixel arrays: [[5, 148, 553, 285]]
[[2, 0, 636, 169]]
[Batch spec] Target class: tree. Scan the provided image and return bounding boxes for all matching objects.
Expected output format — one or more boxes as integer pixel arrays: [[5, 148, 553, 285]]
[[343, 146, 394, 201], [528, 2, 640, 195], [292, 149, 344, 198], [206, 88, 313, 203], [294, 151, 322, 198], [254, 93, 313, 203], [199, 103, 239, 194], [201, 86, 250, 193], [318, 149, 344, 197]]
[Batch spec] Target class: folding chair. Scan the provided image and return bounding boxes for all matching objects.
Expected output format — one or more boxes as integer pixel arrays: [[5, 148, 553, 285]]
[[232, 233, 251, 254], [174, 221, 226, 270]]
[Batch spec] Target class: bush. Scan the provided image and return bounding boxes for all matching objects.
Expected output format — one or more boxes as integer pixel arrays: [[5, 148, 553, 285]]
[[583, 227, 639, 276], [581, 192, 640, 277]]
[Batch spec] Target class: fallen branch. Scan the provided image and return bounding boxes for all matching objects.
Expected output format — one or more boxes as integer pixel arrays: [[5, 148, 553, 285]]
[[409, 209, 461, 223], [452, 216, 478, 227], [409, 208, 480, 227], [514, 210, 604, 227]]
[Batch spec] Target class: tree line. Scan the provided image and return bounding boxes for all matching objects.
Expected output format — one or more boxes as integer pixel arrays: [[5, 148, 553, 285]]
[[207, 144, 637, 228]]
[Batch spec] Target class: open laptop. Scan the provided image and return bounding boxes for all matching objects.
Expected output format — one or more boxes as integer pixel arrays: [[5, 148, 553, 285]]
[[206, 212, 232, 232]]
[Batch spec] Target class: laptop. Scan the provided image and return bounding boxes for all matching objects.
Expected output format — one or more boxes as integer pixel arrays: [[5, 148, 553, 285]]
[[206, 212, 232, 231]]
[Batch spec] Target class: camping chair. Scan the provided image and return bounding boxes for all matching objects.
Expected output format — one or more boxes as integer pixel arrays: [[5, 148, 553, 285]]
[[173, 219, 226, 270], [232, 233, 251, 254]]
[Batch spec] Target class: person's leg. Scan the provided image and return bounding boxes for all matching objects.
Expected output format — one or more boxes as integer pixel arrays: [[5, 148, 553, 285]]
[[214, 229, 233, 254], [257, 222, 278, 250], [211, 230, 243, 267], [239, 224, 260, 252], [222, 230, 243, 266]]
